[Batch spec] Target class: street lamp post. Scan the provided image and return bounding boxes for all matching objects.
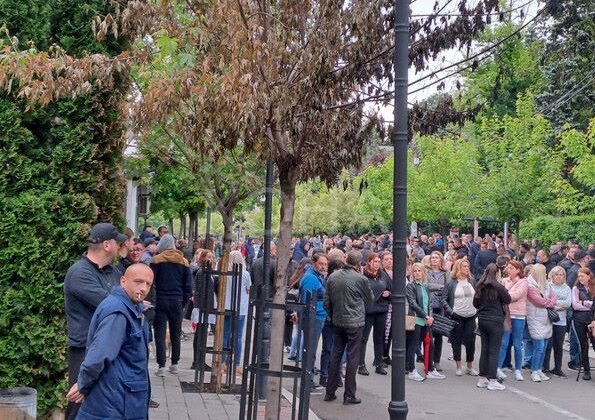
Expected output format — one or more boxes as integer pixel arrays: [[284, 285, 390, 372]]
[[388, 0, 409, 419]]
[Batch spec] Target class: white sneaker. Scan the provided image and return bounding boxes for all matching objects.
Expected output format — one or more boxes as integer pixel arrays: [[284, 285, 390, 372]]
[[497, 368, 507, 380], [155, 367, 166, 377], [487, 380, 506, 391], [455, 368, 463, 376], [514, 370, 524, 381], [169, 364, 179, 374], [427, 369, 446, 380], [530, 372, 541, 382], [476, 377, 489, 388], [538, 370, 550, 381], [408, 370, 425, 382], [466, 367, 479, 376]]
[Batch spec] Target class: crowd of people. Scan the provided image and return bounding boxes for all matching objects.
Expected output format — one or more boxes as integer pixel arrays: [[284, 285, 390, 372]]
[[62, 221, 595, 417]]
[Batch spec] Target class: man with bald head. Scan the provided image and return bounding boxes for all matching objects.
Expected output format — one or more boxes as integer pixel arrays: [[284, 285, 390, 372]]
[[67, 264, 154, 419]]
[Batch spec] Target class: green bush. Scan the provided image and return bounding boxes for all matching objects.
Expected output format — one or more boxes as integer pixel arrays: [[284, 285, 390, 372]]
[[519, 214, 595, 247], [0, 1, 127, 415]]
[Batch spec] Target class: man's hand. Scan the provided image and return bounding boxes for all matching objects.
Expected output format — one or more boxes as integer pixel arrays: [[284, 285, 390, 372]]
[[382, 290, 391, 298], [67, 383, 85, 404], [425, 316, 434, 327]]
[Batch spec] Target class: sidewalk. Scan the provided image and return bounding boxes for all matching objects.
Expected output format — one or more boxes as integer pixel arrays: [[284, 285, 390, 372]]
[[149, 321, 320, 420]]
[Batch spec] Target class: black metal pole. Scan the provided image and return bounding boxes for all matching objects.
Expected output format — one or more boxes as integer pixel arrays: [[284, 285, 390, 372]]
[[254, 159, 273, 401], [388, 0, 409, 419]]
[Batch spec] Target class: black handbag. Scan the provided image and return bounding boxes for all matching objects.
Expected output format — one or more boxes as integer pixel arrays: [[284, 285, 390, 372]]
[[547, 308, 560, 323], [432, 313, 457, 337]]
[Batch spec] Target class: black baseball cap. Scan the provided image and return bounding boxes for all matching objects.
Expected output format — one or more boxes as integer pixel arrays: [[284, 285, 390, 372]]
[[574, 249, 587, 261], [87, 223, 127, 244]]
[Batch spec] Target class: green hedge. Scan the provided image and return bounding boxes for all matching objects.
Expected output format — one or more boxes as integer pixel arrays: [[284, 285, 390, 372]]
[[0, 1, 127, 415], [519, 214, 595, 247]]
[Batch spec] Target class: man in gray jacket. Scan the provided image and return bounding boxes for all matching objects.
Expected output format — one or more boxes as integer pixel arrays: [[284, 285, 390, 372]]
[[323, 250, 373, 405]]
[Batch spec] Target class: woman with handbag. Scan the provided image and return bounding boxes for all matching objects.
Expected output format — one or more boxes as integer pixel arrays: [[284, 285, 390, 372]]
[[405, 262, 446, 381], [473, 263, 511, 390], [525, 264, 557, 382], [443, 257, 479, 376], [543, 266, 571, 378], [427, 251, 449, 371], [497, 260, 528, 381], [571, 267, 595, 381]]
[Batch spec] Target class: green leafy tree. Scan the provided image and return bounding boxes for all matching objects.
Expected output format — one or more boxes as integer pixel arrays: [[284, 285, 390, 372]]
[[475, 94, 560, 233]]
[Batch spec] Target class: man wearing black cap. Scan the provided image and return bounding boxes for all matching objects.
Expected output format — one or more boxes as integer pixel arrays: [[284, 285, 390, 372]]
[[63, 222, 127, 420]]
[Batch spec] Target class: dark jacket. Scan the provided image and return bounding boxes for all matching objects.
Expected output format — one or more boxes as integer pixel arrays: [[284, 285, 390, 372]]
[[566, 262, 582, 288], [150, 249, 192, 303], [473, 249, 497, 279], [472, 282, 511, 323], [427, 270, 449, 311], [364, 270, 391, 314], [324, 266, 373, 328], [64, 254, 120, 348], [77, 286, 149, 420], [442, 279, 476, 317], [193, 266, 216, 315], [250, 255, 276, 292], [573, 284, 593, 324], [406, 281, 431, 319]]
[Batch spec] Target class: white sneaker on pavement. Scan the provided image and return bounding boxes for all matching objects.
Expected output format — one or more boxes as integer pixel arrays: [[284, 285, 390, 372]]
[[408, 370, 425, 382], [476, 377, 489, 388], [466, 367, 479, 376], [538, 370, 550, 381], [455, 368, 463, 376], [155, 367, 166, 377], [497, 368, 507, 380], [515, 370, 524, 381], [427, 369, 446, 380], [169, 364, 179, 374], [487, 380, 506, 391], [530, 372, 541, 382]]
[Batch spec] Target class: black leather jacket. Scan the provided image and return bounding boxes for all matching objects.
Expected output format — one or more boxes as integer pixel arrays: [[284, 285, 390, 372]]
[[442, 279, 476, 317], [406, 280, 431, 319]]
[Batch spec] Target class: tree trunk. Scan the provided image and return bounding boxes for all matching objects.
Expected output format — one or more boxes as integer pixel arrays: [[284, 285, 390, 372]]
[[220, 208, 234, 254], [188, 213, 196, 244], [179, 212, 187, 239], [168, 218, 174, 237], [265, 166, 297, 420]]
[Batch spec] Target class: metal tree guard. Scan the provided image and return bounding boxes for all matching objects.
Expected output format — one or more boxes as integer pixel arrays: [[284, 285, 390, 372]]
[[388, 0, 409, 419]]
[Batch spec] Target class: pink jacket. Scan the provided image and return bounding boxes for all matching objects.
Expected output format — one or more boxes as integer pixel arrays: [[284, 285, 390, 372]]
[[503, 277, 528, 317]]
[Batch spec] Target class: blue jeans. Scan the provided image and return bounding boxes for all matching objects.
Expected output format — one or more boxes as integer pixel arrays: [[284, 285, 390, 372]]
[[320, 322, 334, 378], [223, 315, 246, 366], [307, 319, 325, 386], [523, 339, 533, 366], [530, 338, 546, 372], [498, 318, 525, 370]]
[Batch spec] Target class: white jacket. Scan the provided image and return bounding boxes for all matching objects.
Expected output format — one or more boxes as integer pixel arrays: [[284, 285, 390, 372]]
[[526, 276, 557, 340]]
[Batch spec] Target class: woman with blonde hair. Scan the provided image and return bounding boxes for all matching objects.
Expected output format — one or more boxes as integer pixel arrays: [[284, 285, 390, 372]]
[[443, 257, 478, 376], [222, 250, 252, 374], [525, 263, 557, 382], [427, 251, 449, 371], [543, 266, 571, 377], [406, 262, 445, 381]]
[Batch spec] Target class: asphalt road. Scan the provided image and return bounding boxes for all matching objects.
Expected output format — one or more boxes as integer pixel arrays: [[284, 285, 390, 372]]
[[307, 337, 595, 420]]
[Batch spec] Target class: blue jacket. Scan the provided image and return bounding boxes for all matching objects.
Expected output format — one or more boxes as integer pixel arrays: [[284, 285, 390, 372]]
[[300, 267, 327, 321], [76, 287, 150, 420]]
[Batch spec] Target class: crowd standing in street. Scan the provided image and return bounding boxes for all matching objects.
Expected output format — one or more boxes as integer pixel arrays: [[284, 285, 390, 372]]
[[64, 221, 595, 417]]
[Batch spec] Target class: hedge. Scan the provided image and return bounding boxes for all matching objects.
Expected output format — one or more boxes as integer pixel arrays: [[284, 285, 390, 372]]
[[519, 214, 595, 247], [0, 1, 127, 415]]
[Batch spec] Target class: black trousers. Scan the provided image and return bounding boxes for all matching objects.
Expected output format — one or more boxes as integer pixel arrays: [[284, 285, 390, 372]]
[[574, 320, 595, 373], [65, 346, 86, 420], [327, 326, 363, 398], [284, 315, 294, 347], [543, 324, 566, 372], [154, 298, 184, 367], [478, 319, 503, 380], [360, 312, 387, 366], [451, 314, 476, 363], [406, 324, 434, 372]]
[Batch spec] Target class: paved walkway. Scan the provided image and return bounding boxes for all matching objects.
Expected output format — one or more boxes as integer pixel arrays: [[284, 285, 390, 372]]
[[149, 321, 320, 420]]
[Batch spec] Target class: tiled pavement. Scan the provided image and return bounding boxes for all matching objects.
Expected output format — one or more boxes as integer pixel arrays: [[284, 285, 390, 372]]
[[149, 321, 320, 420]]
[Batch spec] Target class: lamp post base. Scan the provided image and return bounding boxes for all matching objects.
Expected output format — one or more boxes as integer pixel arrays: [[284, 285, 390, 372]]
[[388, 400, 408, 420]]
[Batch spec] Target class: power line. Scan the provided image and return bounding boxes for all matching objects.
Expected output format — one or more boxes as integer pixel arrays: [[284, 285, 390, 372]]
[[540, 69, 595, 117]]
